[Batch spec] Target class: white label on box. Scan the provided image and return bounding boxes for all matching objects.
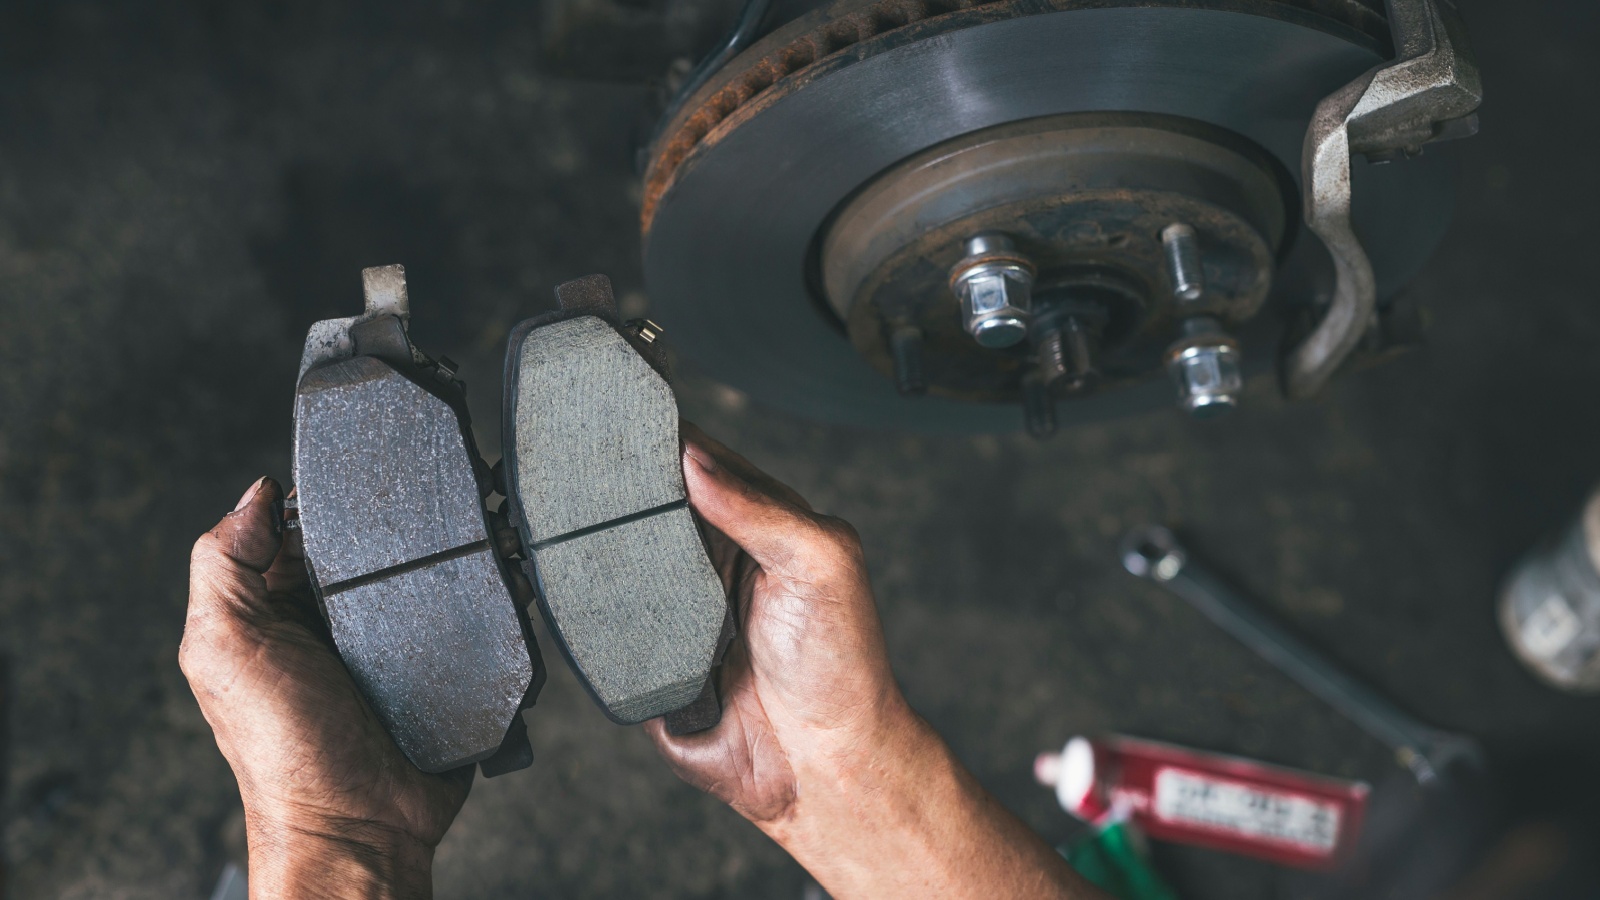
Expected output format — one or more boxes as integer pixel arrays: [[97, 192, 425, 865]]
[[1523, 593, 1582, 658], [1153, 767, 1341, 853]]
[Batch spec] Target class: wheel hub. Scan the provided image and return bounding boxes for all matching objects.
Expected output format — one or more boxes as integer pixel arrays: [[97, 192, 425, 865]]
[[820, 112, 1290, 403]]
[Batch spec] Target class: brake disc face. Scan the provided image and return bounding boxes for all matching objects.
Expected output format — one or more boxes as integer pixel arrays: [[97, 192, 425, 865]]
[[642, 0, 1455, 429]]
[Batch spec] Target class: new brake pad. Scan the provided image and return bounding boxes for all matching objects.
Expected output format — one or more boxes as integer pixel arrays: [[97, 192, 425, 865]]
[[292, 265, 544, 775], [503, 275, 731, 729]]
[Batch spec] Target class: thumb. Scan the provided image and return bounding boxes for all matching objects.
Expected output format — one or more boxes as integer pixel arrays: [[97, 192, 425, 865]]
[[682, 444, 819, 577], [189, 477, 285, 616]]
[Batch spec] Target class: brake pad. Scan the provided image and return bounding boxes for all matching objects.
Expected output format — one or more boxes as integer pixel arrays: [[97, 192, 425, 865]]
[[292, 265, 544, 776], [502, 275, 731, 729]]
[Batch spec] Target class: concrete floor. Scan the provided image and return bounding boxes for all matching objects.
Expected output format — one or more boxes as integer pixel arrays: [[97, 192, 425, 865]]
[[3, 1, 1599, 897]]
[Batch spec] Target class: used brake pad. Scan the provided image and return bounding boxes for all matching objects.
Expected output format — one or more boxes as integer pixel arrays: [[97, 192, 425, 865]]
[[503, 275, 731, 729], [293, 265, 544, 775]]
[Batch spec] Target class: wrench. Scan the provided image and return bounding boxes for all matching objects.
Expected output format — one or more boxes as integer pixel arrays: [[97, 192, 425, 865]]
[[1120, 524, 1486, 788]]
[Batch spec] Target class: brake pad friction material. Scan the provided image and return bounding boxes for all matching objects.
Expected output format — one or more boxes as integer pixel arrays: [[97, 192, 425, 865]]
[[535, 507, 724, 722], [512, 317, 682, 541], [294, 272, 540, 775], [506, 314, 728, 725], [322, 546, 533, 770], [296, 357, 488, 584]]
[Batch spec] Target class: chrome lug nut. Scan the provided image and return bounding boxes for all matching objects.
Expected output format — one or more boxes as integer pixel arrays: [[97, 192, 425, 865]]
[[950, 232, 1034, 349], [1165, 316, 1241, 418]]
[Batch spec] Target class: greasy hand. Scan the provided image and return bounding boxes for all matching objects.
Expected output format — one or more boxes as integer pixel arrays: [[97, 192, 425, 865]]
[[181, 477, 470, 897], [649, 428, 1099, 900], [646, 425, 911, 824]]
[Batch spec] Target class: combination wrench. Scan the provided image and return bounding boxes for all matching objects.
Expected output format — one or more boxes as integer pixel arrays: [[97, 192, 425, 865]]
[[1120, 525, 1486, 788]]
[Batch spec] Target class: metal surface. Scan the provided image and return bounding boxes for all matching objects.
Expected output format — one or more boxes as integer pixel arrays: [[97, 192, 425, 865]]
[[360, 264, 410, 319], [643, 2, 1454, 429], [643, 0, 774, 172], [297, 264, 430, 381], [1284, 0, 1481, 398], [1034, 317, 1095, 392], [1160, 223, 1205, 302], [950, 233, 1034, 349], [643, 0, 1392, 227], [1499, 489, 1600, 693], [822, 114, 1286, 405], [1164, 320, 1243, 416], [293, 267, 542, 775], [1121, 524, 1485, 787]]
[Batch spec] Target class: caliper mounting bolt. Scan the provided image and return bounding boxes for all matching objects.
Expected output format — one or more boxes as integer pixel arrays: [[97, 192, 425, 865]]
[[949, 232, 1035, 349]]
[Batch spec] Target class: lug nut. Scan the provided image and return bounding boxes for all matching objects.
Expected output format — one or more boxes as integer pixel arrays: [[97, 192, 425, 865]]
[[950, 232, 1034, 349], [1165, 316, 1241, 417], [1161, 223, 1204, 303], [888, 324, 927, 397]]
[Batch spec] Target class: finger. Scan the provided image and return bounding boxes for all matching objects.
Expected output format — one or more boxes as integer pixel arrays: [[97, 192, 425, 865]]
[[681, 448, 822, 577], [642, 715, 672, 750], [693, 517, 745, 591], [681, 421, 813, 511], [188, 477, 285, 620], [263, 514, 307, 597]]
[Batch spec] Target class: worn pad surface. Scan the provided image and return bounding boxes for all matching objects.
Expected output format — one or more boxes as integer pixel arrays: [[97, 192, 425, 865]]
[[295, 355, 537, 772], [508, 316, 726, 724]]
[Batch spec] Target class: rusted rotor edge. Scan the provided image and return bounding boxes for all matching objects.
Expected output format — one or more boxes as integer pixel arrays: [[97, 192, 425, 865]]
[[639, 0, 1389, 235]]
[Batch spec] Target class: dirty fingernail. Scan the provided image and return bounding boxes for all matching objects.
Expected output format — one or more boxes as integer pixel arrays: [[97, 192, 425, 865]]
[[234, 476, 269, 512], [684, 442, 717, 473]]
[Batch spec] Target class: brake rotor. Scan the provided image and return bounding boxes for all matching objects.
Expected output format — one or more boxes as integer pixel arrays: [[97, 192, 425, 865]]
[[642, 0, 1456, 430]]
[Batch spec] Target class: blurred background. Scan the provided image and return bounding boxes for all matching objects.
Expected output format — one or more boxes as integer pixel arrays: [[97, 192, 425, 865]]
[[2, 0, 1599, 897]]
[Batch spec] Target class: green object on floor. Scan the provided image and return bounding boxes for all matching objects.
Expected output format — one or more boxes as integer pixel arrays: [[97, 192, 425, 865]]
[[1060, 820, 1180, 900]]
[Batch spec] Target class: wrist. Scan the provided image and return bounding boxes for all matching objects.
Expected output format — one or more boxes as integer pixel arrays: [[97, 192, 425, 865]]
[[756, 698, 1090, 899], [757, 698, 958, 888], [246, 814, 436, 900]]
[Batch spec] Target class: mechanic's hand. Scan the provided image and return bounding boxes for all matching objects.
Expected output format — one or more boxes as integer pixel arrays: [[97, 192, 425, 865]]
[[645, 425, 911, 824], [182, 477, 470, 898], [649, 426, 1100, 900]]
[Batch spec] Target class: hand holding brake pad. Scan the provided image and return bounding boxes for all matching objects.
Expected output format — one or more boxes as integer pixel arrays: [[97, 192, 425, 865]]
[[503, 275, 732, 730], [292, 265, 544, 776]]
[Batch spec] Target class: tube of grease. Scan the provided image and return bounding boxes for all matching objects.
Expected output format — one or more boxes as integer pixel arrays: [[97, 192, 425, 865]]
[[1035, 735, 1369, 870]]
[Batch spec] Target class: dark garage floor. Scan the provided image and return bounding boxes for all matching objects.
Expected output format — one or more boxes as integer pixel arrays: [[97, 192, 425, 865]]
[[3, 1, 1599, 897]]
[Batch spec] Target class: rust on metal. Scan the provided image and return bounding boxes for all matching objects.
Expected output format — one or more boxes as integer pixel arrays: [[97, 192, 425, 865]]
[[639, 0, 1389, 235]]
